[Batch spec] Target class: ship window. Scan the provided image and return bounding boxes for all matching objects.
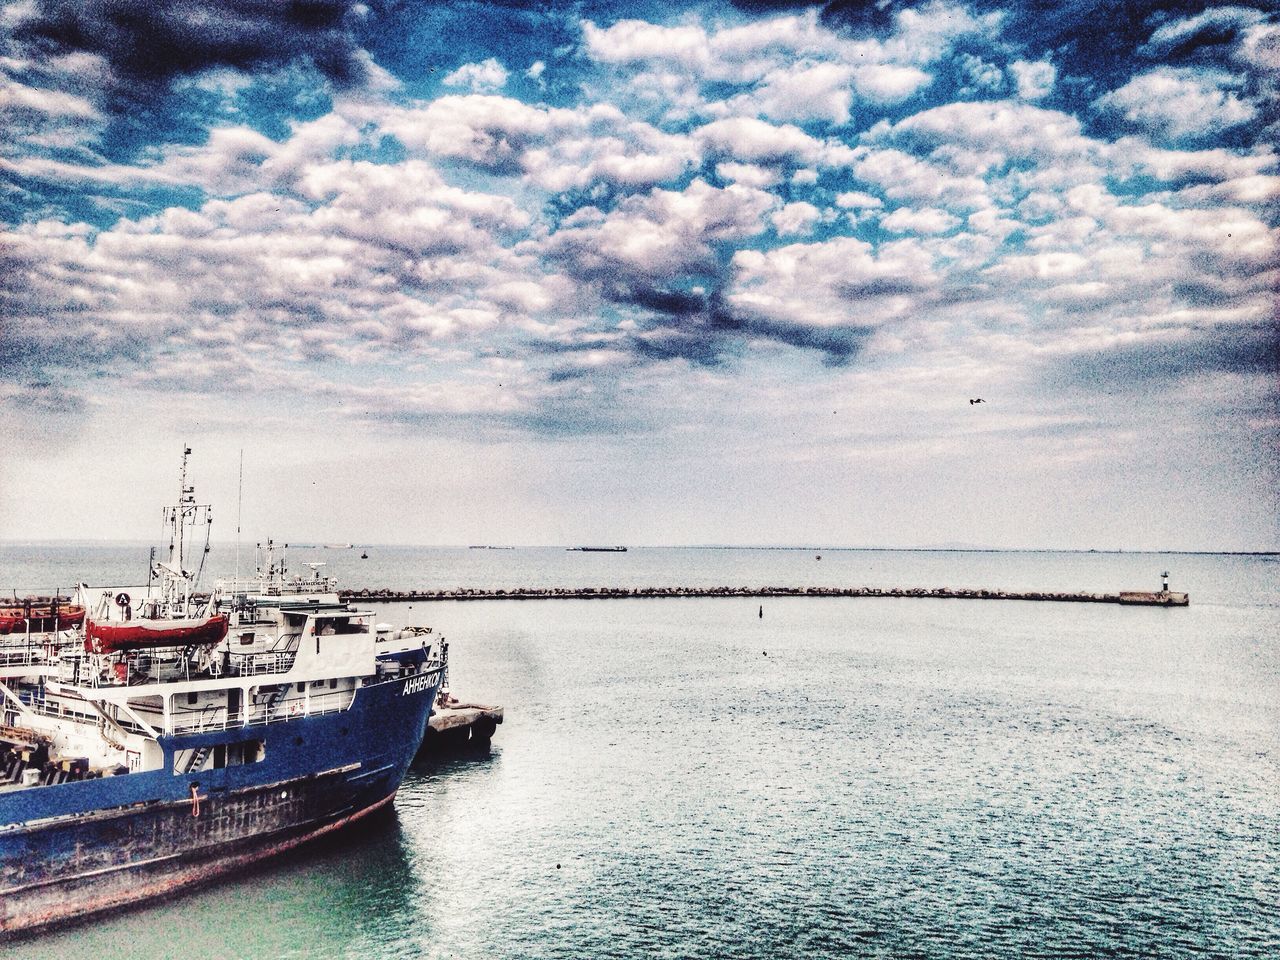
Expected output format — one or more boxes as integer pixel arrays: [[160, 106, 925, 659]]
[[227, 739, 265, 766], [239, 632, 254, 645], [330, 678, 337, 690], [315, 617, 369, 636], [187, 692, 198, 705]]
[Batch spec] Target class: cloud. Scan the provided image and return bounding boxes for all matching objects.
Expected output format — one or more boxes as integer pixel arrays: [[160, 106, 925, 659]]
[[696, 116, 838, 167], [376, 95, 699, 192], [850, 146, 990, 210], [1141, 6, 1270, 58], [727, 235, 938, 337], [715, 161, 781, 188], [442, 58, 509, 93], [3, 0, 1277, 479], [772, 201, 821, 236], [880, 206, 959, 235], [0, 77, 98, 118], [9, 0, 375, 101], [835, 190, 882, 210], [582, 4, 983, 125], [1094, 68, 1257, 140], [1052, 322, 1279, 392], [543, 178, 776, 287], [0, 156, 567, 395], [735, 61, 855, 124], [1009, 59, 1055, 101], [851, 63, 931, 103]]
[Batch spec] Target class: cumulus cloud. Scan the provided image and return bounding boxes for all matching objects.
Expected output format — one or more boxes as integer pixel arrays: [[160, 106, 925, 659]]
[[0, 155, 569, 395], [696, 116, 839, 167], [734, 62, 855, 124], [772, 201, 821, 236], [851, 63, 931, 103], [2, 0, 1277, 469], [880, 206, 959, 235], [725, 234, 941, 359], [442, 58, 509, 93], [1009, 60, 1055, 100], [1094, 68, 1257, 140], [543, 178, 776, 288], [582, 4, 984, 124], [374, 95, 699, 193], [716, 161, 781, 188]]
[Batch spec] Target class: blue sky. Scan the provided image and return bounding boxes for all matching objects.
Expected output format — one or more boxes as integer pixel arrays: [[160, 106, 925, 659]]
[[1, 0, 1276, 549]]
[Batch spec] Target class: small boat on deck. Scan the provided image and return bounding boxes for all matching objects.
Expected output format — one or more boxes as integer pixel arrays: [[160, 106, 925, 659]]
[[0, 604, 85, 634], [84, 614, 230, 653]]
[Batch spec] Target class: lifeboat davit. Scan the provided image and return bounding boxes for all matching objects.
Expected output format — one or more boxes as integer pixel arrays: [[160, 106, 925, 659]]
[[85, 614, 229, 653]]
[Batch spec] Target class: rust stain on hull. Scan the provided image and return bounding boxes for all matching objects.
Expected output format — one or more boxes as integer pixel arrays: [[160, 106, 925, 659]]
[[1, 791, 396, 938]]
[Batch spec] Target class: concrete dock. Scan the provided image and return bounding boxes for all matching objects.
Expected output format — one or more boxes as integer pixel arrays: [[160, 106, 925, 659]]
[[347, 586, 1189, 606], [422, 696, 504, 755]]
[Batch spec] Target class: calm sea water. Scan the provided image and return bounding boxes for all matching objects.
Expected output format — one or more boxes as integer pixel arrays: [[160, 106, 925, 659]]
[[2, 545, 1277, 959]]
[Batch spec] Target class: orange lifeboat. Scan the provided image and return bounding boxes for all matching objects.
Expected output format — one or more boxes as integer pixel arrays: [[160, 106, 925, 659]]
[[84, 614, 229, 653], [0, 602, 84, 633]]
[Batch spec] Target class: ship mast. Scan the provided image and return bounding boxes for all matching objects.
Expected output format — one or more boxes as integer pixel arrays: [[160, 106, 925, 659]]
[[157, 447, 213, 613]]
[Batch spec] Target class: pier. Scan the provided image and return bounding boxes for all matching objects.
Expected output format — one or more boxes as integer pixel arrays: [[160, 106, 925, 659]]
[[344, 586, 1189, 606], [422, 696, 504, 755]]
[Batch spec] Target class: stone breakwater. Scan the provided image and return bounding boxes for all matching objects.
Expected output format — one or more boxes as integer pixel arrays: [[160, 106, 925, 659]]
[[340, 586, 1189, 606]]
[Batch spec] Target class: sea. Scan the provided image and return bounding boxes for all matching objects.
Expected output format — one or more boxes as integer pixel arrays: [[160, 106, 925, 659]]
[[1, 543, 1277, 959]]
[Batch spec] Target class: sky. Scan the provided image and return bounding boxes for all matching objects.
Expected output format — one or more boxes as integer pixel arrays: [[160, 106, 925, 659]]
[[1, 0, 1277, 550]]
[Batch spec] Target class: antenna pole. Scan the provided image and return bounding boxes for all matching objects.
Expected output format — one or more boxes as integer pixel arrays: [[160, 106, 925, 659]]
[[235, 449, 243, 583]]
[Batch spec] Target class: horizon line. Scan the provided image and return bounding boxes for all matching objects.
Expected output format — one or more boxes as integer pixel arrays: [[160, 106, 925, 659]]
[[0, 539, 1276, 556]]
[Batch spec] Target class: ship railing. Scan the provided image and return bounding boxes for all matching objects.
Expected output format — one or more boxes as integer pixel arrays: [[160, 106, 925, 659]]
[[56, 652, 198, 687], [51, 636, 303, 688], [169, 705, 242, 735], [0, 645, 41, 668], [217, 576, 340, 597], [21, 691, 104, 729], [226, 649, 299, 677], [163, 691, 358, 731]]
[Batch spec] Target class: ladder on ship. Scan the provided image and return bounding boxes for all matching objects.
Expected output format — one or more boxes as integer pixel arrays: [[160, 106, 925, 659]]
[[183, 744, 211, 774], [255, 682, 291, 722]]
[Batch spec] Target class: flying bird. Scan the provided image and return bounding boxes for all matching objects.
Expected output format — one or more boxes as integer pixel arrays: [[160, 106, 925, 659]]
[[969, 398, 985, 405]]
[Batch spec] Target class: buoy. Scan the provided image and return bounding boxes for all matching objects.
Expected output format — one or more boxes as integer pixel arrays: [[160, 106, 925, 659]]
[[758, 604, 762, 619]]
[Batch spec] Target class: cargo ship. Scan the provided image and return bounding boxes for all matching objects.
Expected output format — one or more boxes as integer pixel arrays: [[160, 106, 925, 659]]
[[0, 450, 443, 937]]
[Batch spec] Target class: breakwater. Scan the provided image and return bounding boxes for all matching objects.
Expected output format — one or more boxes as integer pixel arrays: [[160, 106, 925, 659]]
[[341, 586, 1189, 606]]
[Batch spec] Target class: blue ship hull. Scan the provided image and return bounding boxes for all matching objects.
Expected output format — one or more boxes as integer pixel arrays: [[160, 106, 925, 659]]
[[0, 669, 441, 936]]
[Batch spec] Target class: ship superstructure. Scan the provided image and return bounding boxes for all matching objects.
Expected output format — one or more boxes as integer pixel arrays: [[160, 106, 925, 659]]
[[0, 450, 443, 936]]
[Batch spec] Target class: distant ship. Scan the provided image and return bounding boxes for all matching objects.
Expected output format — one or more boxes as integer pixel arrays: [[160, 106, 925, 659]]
[[0, 450, 443, 936], [567, 546, 628, 552]]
